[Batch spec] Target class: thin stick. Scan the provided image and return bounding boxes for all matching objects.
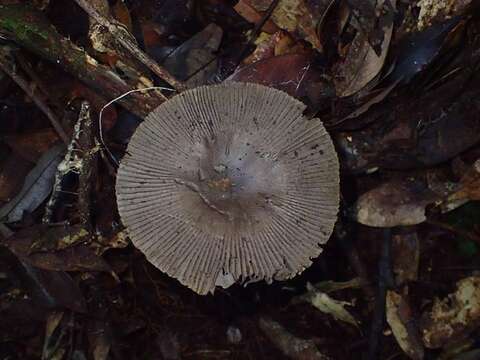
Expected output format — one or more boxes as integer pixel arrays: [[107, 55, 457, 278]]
[[0, 54, 69, 144], [74, 0, 186, 92], [98, 86, 176, 166]]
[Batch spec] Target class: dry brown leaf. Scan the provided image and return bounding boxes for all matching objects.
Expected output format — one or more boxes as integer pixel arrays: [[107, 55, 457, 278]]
[[386, 291, 425, 360]]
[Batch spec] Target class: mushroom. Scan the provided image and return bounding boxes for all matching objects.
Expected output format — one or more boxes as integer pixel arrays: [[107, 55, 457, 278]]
[[116, 82, 340, 295]]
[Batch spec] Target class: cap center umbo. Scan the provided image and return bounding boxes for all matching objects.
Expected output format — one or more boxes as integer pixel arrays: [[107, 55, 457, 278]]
[[175, 134, 287, 234]]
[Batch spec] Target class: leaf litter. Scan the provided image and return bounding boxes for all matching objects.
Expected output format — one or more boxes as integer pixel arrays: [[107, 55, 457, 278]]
[[0, 0, 480, 359]]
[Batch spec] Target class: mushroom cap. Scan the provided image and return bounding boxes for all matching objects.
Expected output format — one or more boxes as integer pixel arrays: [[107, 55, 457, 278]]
[[116, 82, 339, 295]]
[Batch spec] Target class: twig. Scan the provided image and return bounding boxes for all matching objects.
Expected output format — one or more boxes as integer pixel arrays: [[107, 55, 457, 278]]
[[73, 0, 186, 92], [0, 51, 69, 144], [367, 229, 394, 360]]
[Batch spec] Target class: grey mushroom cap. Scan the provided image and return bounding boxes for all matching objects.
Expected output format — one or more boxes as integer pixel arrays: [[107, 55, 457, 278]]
[[116, 82, 340, 295]]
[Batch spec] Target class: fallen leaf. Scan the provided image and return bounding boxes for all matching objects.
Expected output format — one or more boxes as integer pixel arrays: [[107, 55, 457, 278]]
[[337, 73, 480, 172], [245, 0, 323, 50], [259, 317, 330, 360], [386, 291, 425, 360], [228, 53, 331, 109], [421, 276, 480, 349], [161, 23, 223, 87], [334, 0, 396, 97], [0, 144, 65, 223]]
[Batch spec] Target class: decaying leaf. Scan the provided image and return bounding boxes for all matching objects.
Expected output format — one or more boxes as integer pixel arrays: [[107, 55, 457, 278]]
[[0, 144, 65, 223], [259, 317, 330, 360], [294, 284, 358, 327], [386, 290, 425, 360], [334, 0, 396, 97], [421, 276, 480, 349]]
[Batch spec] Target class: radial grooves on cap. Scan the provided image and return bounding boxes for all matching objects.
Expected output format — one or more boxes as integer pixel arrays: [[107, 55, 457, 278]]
[[116, 82, 340, 295]]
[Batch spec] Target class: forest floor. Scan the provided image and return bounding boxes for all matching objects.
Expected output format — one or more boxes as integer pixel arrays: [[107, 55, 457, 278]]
[[1, 0, 480, 359]]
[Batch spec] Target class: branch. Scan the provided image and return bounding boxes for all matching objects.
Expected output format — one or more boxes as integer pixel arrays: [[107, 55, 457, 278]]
[[74, 0, 186, 92], [0, 3, 166, 118]]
